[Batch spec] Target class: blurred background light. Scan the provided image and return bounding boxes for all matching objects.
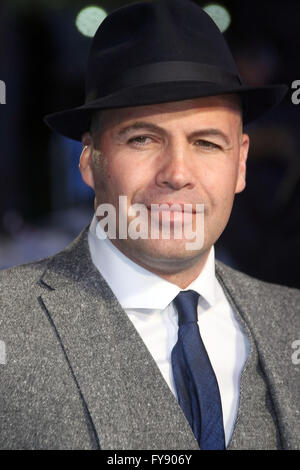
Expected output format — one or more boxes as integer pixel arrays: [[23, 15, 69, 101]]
[[75, 5, 107, 37], [203, 3, 231, 33]]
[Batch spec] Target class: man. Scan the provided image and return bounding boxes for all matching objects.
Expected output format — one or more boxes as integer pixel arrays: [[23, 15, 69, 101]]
[[0, 0, 299, 450]]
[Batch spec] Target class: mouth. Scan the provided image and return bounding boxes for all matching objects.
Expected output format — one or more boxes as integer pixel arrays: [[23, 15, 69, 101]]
[[146, 202, 197, 214], [144, 202, 200, 226]]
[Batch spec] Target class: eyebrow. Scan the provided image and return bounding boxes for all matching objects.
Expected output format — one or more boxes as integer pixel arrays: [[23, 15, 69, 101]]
[[188, 128, 231, 146], [117, 121, 167, 138], [117, 121, 231, 146]]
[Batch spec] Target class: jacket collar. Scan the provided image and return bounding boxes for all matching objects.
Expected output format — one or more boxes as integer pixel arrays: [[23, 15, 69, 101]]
[[39, 226, 199, 449], [38, 226, 299, 449]]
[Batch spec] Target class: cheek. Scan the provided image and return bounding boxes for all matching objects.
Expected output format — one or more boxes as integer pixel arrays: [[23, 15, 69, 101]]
[[97, 155, 150, 202], [199, 160, 239, 208]]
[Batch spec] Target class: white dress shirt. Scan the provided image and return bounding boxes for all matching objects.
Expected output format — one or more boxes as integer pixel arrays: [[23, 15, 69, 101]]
[[88, 215, 249, 446]]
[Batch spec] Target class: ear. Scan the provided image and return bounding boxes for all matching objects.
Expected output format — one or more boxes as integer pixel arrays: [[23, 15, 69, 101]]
[[79, 132, 95, 189], [235, 133, 250, 194]]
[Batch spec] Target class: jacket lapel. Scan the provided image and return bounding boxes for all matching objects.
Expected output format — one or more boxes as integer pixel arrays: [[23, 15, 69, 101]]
[[215, 261, 300, 450], [39, 227, 199, 450]]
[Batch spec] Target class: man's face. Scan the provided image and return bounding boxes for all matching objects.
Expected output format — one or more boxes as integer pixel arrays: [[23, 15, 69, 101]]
[[81, 95, 249, 275]]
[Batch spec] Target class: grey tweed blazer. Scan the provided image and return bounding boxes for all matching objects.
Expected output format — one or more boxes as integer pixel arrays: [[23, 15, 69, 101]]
[[0, 226, 299, 450]]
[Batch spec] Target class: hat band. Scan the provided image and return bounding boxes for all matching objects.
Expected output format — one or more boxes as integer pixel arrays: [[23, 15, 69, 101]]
[[86, 61, 242, 103]]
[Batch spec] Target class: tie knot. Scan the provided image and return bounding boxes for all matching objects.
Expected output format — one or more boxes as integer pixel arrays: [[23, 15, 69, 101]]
[[173, 290, 200, 326]]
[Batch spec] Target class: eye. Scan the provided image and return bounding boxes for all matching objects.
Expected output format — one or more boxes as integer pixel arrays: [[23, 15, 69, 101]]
[[194, 139, 221, 150], [127, 135, 153, 146]]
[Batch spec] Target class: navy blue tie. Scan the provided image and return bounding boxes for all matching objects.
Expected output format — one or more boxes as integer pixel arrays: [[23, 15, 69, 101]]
[[171, 290, 225, 450]]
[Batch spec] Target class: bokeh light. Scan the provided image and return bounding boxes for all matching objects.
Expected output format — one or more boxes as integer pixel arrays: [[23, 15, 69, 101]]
[[203, 4, 231, 33], [75, 6, 107, 37]]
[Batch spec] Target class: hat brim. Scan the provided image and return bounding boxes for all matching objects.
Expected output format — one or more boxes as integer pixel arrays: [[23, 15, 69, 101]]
[[44, 82, 288, 141]]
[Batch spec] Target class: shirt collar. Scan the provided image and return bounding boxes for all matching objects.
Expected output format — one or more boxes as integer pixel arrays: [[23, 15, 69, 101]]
[[88, 215, 217, 310]]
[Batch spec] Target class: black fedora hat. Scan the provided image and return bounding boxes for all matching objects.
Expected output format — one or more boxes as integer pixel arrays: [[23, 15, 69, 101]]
[[44, 0, 288, 141]]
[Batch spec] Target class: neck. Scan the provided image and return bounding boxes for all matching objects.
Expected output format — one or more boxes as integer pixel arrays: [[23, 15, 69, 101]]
[[110, 239, 211, 289], [142, 251, 211, 289]]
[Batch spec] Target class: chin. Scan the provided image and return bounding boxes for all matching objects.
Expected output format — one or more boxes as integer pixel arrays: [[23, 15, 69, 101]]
[[120, 237, 205, 269]]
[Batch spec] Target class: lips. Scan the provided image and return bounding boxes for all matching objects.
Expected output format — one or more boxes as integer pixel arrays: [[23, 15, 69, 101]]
[[146, 202, 197, 213]]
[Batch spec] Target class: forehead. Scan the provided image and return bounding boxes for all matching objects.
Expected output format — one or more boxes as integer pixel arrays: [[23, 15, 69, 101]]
[[99, 94, 242, 132]]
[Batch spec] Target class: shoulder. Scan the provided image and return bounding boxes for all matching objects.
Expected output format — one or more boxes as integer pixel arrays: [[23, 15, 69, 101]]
[[216, 259, 300, 296], [0, 257, 52, 322], [0, 257, 49, 282], [216, 259, 300, 299], [0, 257, 50, 293], [0, 226, 92, 315], [0, 225, 90, 293], [215, 260, 300, 328]]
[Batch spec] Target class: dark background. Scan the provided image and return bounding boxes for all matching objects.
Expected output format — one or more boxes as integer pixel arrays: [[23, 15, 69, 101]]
[[0, 0, 299, 288]]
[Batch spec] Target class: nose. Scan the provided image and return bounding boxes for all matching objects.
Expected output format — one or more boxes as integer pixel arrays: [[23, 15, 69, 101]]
[[155, 139, 196, 190]]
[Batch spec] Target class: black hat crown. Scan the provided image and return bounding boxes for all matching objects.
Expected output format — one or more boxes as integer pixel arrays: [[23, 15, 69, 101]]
[[45, 0, 287, 141], [86, 0, 241, 99]]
